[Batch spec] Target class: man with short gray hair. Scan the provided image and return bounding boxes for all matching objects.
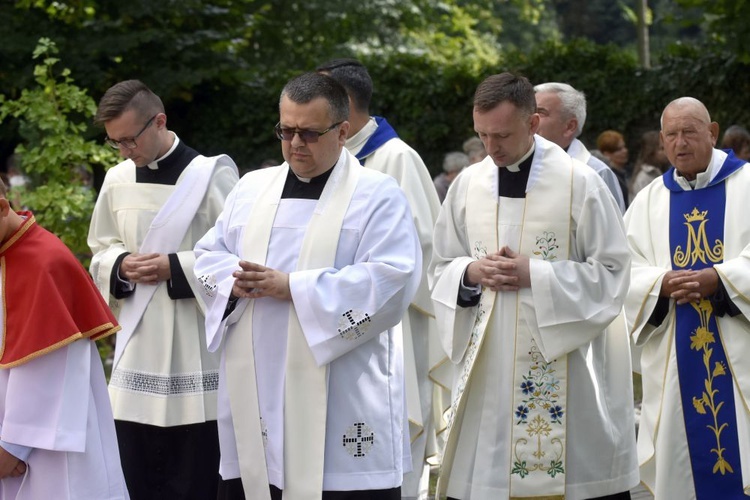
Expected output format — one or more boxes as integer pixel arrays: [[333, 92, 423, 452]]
[[434, 151, 469, 203], [534, 82, 626, 213]]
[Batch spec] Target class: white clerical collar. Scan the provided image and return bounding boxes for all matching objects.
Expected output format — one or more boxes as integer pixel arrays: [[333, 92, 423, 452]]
[[566, 138, 584, 158], [671, 148, 726, 190], [146, 132, 179, 170], [345, 117, 378, 156], [505, 142, 535, 172]]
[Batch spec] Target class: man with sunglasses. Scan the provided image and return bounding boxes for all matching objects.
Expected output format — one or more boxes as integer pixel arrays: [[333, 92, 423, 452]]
[[317, 58, 442, 500], [195, 71, 421, 500], [87, 79, 239, 499]]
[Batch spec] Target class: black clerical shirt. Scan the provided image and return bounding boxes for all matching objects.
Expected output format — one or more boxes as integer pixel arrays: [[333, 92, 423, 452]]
[[280, 165, 334, 200], [498, 153, 533, 198]]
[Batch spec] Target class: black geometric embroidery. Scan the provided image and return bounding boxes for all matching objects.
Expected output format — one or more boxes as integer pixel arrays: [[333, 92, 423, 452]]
[[342, 422, 375, 457], [198, 274, 217, 298], [109, 368, 219, 396], [260, 417, 268, 448], [337, 309, 372, 341]]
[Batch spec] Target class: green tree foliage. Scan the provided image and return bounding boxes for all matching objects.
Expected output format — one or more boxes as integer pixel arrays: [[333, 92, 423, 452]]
[[671, 0, 750, 62], [0, 37, 119, 260], [3, 1, 750, 181], [0, 0, 532, 169]]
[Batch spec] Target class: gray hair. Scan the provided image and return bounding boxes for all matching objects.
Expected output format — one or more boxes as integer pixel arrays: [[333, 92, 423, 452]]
[[534, 82, 587, 137], [443, 151, 470, 173]]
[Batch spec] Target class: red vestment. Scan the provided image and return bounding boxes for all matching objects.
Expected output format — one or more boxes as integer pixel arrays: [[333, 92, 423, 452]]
[[0, 212, 119, 367]]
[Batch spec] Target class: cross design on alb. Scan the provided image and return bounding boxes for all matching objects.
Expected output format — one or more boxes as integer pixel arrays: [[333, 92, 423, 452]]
[[342, 422, 375, 457]]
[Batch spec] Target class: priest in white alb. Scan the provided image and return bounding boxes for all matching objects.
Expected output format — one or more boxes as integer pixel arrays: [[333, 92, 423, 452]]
[[88, 80, 238, 499], [429, 73, 639, 500], [194, 72, 421, 500], [625, 97, 750, 500]]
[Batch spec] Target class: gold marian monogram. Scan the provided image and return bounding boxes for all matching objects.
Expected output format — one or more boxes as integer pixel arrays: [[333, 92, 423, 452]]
[[673, 207, 723, 268]]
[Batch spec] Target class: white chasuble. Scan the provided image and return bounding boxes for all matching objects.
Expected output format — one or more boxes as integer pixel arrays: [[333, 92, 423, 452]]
[[194, 148, 421, 497], [430, 135, 638, 500], [436, 140, 572, 500], [625, 149, 750, 499]]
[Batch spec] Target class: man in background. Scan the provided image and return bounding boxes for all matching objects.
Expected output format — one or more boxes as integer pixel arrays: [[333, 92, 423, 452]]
[[317, 58, 442, 499], [534, 81, 626, 213]]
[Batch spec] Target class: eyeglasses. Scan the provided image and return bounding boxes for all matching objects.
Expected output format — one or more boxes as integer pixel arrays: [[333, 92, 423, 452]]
[[105, 115, 157, 149], [274, 121, 342, 143]]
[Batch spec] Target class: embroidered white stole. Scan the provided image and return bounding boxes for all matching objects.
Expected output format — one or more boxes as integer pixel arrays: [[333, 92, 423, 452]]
[[226, 151, 360, 500], [114, 154, 234, 369], [436, 145, 573, 499], [509, 153, 572, 500]]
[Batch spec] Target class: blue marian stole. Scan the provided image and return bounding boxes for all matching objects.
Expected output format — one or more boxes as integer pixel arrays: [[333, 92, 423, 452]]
[[665, 152, 745, 499], [354, 116, 399, 165]]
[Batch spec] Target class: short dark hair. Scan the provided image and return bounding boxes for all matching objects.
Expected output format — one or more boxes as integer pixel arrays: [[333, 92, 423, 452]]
[[316, 58, 372, 114], [721, 124, 750, 152], [95, 80, 164, 125], [280, 72, 350, 123], [474, 73, 536, 116]]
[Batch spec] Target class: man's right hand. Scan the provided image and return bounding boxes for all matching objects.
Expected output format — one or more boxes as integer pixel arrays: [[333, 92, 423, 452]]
[[0, 447, 26, 479]]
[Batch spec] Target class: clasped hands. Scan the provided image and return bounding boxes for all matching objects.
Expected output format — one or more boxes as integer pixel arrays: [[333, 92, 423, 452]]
[[231, 260, 291, 301], [660, 268, 719, 305], [120, 253, 171, 285], [465, 246, 531, 291]]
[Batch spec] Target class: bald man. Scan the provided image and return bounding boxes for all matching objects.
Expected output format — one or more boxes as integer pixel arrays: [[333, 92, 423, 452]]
[[624, 97, 750, 499]]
